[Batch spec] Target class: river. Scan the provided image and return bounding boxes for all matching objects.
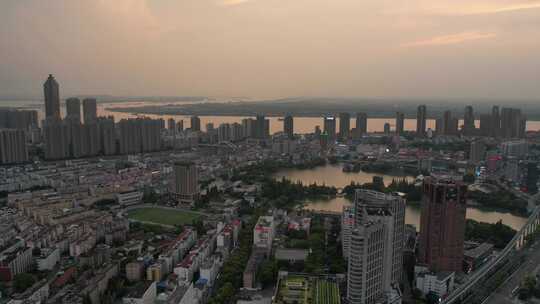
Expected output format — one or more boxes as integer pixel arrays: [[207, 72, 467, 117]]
[[6, 100, 540, 132], [272, 164, 528, 231]]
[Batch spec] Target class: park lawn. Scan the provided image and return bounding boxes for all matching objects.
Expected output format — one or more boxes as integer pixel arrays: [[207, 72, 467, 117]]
[[128, 208, 201, 226]]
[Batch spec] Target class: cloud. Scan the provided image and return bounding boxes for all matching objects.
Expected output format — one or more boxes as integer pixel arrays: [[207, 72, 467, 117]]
[[416, 0, 540, 16], [220, 0, 253, 7], [401, 32, 496, 48]]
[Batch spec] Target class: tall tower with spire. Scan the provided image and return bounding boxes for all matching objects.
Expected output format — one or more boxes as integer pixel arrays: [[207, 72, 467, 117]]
[[43, 74, 61, 120]]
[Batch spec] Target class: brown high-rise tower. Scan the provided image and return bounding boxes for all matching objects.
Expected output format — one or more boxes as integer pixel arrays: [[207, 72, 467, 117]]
[[419, 175, 467, 273]]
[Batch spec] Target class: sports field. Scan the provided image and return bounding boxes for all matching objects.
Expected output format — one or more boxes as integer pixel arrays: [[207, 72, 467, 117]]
[[127, 207, 201, 226]]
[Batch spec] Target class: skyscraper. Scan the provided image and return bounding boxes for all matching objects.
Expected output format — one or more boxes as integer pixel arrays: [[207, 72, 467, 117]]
[[43, 119, 70, 160], [479, 114, 491, 137], [83, 98, 97, 123], [356, 112, 367, 137], [419, 175, 467, 273], [0, 129, 28, 164], [255, 115, 270, 139], [339, 112, 351, 141], [168, 118, 176, 131], [43, 74, 61, 120], [177, 120, 184, 133], [354, 190, 405, 283], [383, 122, 391, 134], [491, 106, 500, 137], [98, 117, 116, 155], [118, 118, 162, 154], [0, 109, 38, 130], [172, 161, 199, 204], [463, 106, 475, 136], [501, 108, 526, 138], [191, 116, 201, 132], [284, 114, 294, 139], [65, 98, 81, 122], [395, 112, 404, 135], [344, 190, 405, 304], [469, 141, 486, 163], [443, 110, 458, 135], [416, 105, 427, 137], [323, 116, 336, 140]]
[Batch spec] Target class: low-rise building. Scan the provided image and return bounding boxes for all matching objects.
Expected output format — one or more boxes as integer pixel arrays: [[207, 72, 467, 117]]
[[414, 266, 455, 300]]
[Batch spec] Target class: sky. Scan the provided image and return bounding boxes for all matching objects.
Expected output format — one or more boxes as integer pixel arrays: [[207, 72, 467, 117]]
[[1, 0, 540, 100]]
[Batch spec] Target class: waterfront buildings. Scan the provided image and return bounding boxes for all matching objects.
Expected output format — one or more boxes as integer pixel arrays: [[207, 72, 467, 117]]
[[419, 175, 467, 273], [65, 98, 81, 122], [416, 105, 427, 137], [324, 116, 337, 140], [395, 112, 404, 135], [339, 112, 351, 140], [463, 106, 475, 136], [501, 108, 526, 138], [191, 116, 201, 132], [356, 112, 367, 137], [83, 98, 97, 123], [284, 114, 294, 139], [43, 74, 61, 120]]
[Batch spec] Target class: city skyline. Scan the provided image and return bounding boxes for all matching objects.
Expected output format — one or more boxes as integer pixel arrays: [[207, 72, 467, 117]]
[[1, 1, 540, 99]]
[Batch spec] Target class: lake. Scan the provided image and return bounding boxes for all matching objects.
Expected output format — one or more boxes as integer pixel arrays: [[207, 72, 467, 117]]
[[273, 164, 528, 231]]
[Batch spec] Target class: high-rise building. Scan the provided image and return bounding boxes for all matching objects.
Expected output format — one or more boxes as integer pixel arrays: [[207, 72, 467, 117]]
[[344, 190, 405, 304], [395, 112, 404, 135], [190, 116, 201, 132], [442, 110, 458, 135], [118, 118, 162, 154], [323, 116, 336, 140], [230, 122, 244, 141], [463, 106, 475, 136], [469, 141, 486, 163], [255, 115, 270, 139], [66, 120, 84, 158], [354, 190, 405, 283], [172, 161, 199, 204], [339, 112, 351, 141], [43, 119, 70, 160], [82, 98, 97, 124], [168, 118, 176, 131], [0, 129, 28, 164], [341, 206, 355, 259], [98, 117, 116, 155], [284, 115, 294, 139], [491, 106, 500, 137], [479, 114, 491, 137], [419, 175, 467, 273], [65, 98, 81, 122], [43, 74, 61, 120], [206, 123, 214, 132], [383, 122, 391, 134], [177, 120, 184, 133], [82, 122, 101, 156], [356, 112, 367, 138], [416, 105, 427, 137], [501, 108, 526, 138], [218, 123, 231, 142], [0, 110, 38, 130]]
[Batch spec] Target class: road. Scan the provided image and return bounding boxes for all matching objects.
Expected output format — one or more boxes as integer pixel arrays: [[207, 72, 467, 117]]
[[484, 243, 540, 304]]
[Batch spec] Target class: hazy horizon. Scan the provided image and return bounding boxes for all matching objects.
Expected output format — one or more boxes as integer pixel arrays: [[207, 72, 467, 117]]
[[1, 0, 540, 100]]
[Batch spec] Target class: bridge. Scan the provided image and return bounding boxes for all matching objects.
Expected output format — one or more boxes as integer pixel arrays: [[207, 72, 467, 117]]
[[442, 192, 540, 304]]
